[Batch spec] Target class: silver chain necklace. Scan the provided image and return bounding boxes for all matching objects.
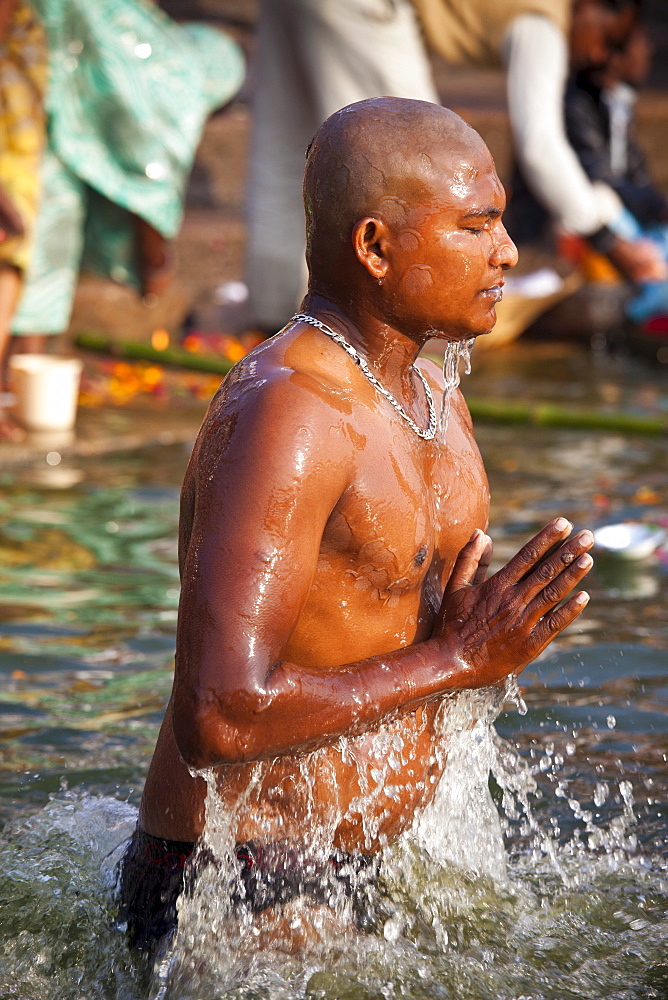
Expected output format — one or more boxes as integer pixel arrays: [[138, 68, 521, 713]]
[[291, 313, 437, 440]]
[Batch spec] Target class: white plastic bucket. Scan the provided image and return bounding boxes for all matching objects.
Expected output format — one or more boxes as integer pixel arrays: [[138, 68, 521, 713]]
[[9, 354, 83, 432]]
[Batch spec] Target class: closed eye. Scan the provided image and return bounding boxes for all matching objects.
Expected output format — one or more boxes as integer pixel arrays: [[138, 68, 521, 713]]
[[461, 205, 503, 235]]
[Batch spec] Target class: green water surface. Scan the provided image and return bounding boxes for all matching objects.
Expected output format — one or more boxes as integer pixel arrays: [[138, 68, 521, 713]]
[[0, 344, 666, 999]]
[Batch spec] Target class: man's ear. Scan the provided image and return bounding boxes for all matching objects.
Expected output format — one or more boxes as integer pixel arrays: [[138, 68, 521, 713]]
[[352, 216, 390, 281]]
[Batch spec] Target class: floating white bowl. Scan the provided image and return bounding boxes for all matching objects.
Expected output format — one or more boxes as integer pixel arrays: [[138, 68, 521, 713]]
[[593, 522, 666, 561]]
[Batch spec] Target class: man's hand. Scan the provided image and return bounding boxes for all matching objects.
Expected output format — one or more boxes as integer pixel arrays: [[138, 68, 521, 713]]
[[432, 518, 593, 688], [608, 235, 667, 284]]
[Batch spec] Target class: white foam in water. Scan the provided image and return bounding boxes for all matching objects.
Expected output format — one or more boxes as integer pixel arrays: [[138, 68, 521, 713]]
[[411, 721, 506, 881], [7, 789, 137, 877]]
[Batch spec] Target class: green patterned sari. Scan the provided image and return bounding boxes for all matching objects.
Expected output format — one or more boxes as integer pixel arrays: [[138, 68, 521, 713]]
[[13, 0, 244, 334]]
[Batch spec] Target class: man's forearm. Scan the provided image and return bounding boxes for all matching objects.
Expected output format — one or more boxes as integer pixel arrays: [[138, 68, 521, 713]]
[[173, 634, 467, 769], [174, 520, 594, 769]]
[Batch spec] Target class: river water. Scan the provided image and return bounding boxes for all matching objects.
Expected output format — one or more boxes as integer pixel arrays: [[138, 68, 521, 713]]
[[0, 344, 666, 999]]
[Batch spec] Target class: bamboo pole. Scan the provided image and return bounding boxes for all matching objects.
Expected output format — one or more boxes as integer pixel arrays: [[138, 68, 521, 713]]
[[75, 332, 235, 376], [466, 398, 666, 435]]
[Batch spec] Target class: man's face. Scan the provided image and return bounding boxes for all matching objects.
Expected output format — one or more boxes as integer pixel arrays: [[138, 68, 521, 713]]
[[570, 3, 637, 69], [381, 143, 518, 341]]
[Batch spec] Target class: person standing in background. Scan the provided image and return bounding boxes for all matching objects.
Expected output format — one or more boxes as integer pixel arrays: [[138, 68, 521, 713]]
[[245, 0, 663, 337], [0, 0, 46, 438], [7, 0, 244, 367], [245, 0, 439, 336]]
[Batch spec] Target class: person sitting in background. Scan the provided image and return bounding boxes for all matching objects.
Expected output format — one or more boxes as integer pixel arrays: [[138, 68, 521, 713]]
[[0, 0, 47, 439], [565, 18, 668, 323]]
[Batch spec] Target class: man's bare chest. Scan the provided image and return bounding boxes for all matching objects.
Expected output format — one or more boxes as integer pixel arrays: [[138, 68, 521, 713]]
[[319, 415, 489, 598]]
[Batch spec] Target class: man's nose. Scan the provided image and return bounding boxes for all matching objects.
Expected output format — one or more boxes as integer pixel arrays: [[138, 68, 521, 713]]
[[490, 225, 519, 270]]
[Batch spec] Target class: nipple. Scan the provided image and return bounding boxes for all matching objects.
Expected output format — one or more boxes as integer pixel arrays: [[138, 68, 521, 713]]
[[414, 546, 427, 567]]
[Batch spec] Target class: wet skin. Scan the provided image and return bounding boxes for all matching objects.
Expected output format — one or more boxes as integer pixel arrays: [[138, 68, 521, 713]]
[[139, 99, 594, 851]]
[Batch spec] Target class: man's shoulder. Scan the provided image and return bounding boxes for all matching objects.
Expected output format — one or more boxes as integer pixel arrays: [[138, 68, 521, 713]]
[[186, 334, 359, 495], [226, 330, 355, 396], [197, 332, 360, 451]]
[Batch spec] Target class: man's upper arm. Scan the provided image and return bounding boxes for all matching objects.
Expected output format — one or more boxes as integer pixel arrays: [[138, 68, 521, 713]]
[[175, 376, 352, 699]]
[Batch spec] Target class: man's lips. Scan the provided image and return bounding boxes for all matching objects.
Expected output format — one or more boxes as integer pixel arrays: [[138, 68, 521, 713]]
[[480, 281, 504, 302]]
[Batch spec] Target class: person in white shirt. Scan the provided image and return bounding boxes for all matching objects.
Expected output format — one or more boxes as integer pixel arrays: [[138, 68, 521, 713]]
[[245, 0, 661, 334]]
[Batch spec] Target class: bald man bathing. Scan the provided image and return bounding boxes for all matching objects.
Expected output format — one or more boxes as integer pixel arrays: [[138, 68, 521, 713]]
[[119, 98, 594, 951]]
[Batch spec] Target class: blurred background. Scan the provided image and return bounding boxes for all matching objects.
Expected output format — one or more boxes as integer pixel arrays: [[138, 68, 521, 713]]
[[73, 0, 668, 352]]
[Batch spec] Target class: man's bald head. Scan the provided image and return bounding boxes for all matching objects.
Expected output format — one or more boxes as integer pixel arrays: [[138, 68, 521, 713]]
[[303, 97, 489, 278]]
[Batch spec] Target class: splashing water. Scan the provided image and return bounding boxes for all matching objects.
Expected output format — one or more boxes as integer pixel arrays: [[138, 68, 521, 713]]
[[139, 682, 666, 999], [439, 339, 475, 439], [155, 691, 508, 994], [504, 673, 528, 716], [1, 677, 665, 1000], [155, 692, 507, 995]]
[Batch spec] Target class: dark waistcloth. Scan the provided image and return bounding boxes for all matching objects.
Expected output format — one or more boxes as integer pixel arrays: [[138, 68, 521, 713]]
[[117, 829, 196, 951], [117, 827, 378, 952]]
